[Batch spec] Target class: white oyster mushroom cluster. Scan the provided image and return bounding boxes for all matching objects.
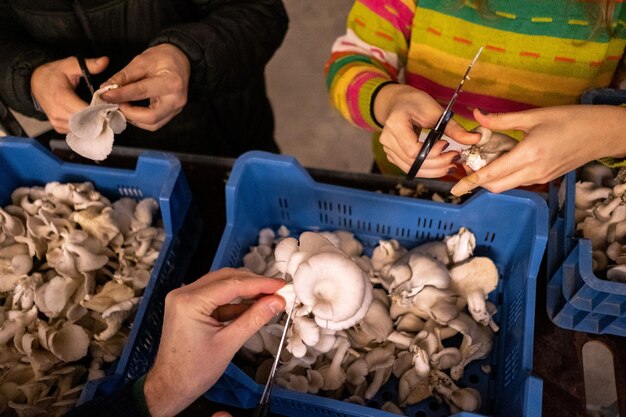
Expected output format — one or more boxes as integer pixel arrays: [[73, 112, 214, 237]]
[[239, 226, 499, 415], [566, 163, 626, 282], [0, 182, 164, 416], [66, 85, 127, 161], [460, 127, 517, 171]]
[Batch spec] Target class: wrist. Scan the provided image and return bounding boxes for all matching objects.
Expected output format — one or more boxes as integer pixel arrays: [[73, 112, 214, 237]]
[[372, 83, 415, 126], [144, 368, 193, 417]]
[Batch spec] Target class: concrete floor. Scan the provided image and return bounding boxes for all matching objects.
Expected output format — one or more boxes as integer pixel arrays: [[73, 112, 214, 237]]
[[265, 0, 371, 173]]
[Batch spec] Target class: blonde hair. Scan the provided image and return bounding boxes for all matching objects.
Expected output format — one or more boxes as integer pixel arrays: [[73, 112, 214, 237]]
[[468, 0, 618, 36]]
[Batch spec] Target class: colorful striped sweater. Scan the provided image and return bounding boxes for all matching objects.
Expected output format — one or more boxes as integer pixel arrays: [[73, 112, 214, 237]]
[[326, 0, 626, 173]]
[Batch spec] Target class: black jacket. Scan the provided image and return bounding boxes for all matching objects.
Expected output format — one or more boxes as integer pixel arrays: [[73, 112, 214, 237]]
[[0, 0, 288, 156]]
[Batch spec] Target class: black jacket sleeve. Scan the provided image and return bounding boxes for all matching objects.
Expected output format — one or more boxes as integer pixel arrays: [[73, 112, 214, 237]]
[[0, 0, 58, 118], [64, 381, 143, 417], [149, 0, 288, 96]]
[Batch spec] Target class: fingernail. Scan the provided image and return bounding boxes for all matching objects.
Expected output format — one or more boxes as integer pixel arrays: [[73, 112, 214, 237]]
[[212, 412, 232, 417], [450, 174, 479, 196], [451, 155, 461, 163], [477, 107, 490, 115], [269, 301, 283, 315], [441, 142, 450, 151], [447, 167, 457, 175]]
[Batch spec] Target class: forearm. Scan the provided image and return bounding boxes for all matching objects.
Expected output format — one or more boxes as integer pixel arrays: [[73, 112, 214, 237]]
[[148, 0, 288, 93]]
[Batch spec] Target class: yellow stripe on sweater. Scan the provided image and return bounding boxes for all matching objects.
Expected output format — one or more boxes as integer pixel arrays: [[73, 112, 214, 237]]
[[407, 44, 614, 106], [330, 64, 389, 122], [349, 2, 409, 59], [410, 8, 626, 79]]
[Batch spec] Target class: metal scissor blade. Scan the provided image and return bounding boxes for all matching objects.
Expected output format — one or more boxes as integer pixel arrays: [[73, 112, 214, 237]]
[[256, 299, 297, 410], [441, 46, 483, 115], [77, 55, 95, 96]]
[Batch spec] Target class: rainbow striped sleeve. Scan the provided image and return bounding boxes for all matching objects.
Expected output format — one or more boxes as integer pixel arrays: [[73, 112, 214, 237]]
[[325, 0, 415, 131]]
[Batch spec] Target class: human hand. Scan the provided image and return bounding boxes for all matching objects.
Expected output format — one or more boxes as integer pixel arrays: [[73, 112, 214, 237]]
[[30, 56, 109, 133], [100, 43, 190, 131], [450, 105, 626, 196], [373, 83, 480, 177], [143, 268, 286, 417]]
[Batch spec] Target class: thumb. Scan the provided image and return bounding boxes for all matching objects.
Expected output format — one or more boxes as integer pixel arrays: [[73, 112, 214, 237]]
[[222, 295, 285, 351], [85, 56, 109, 75], [211, 412, 233, 417], [473, 107, 531, 132], [444, 119, 481, 145]]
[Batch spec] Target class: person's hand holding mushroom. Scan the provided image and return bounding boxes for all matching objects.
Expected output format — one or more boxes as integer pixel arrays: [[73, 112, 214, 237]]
[[143, 268, 286, 417], [451, 105, 626, 196], [30, 56, 110, 133], [99, 43, 190, 131]]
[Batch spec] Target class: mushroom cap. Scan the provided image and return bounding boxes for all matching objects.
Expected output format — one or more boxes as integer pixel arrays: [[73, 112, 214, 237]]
[[450, 257, 498, 296], [345, 357, 369, 385], [48, 323, 90, 362], [293, 252, 371, 324]]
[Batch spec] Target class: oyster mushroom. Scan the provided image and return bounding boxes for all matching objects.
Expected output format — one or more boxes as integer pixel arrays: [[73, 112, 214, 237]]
[[430, 369, 481, 413], [447, 312, 494, 381], [48, 323, 90, 362], [371, 239, 407, 273], [289, 245, 373, 330], [363, 343, 396, 400], [318, 335, 351, 390], [449, 257, 499, 326], [445, 227, 476, 264], [346, 297, 393, 348], [398, 367, 430, 406], [460, 126, 517, 171], [66, 84, 127, 161], [387, 252, 451, 297], [286, 316, 320, 358]]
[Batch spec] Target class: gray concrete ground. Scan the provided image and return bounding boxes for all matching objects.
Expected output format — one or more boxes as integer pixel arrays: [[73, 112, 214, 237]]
[[265, 0, 371, 173]]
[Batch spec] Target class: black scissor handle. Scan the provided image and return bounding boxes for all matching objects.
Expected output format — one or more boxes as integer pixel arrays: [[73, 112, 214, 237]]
[[406, 110, 454, 180], [252, 400, 271, 417]]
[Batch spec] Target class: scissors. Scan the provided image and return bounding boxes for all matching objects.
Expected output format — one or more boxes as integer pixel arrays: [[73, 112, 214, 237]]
[[406, 46, 483, 180], [252, 298, 298, 417], [77, 55, 95, 96]]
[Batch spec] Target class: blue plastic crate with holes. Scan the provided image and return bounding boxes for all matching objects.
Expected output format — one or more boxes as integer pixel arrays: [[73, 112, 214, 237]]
[[0, 137, 200, 404], [546, 172, 626, 336], [206, 151, 548, 417], [547, 242, 626, 336], [545, 88, 626, 336]]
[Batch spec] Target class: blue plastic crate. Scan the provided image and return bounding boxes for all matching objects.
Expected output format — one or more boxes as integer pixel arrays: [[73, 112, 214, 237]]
[[546, 169, 626, 328], [206, 151, 548, 417], [0, 137, 199, 403], [547, 245, 626, 336]]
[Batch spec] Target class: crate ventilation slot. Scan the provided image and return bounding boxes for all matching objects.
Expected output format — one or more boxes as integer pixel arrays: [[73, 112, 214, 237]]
[[317, 199, 354, 228], [117, 185, 143, 198], [507, 288, 524, 332], [483, 231, 496, 243], [503, 344, 520, 388], [278, 197, 290, 222], [228, 240, 242, 267]]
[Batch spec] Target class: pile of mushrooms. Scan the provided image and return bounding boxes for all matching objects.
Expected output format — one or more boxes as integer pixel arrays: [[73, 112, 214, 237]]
[[0, 181, 164, 416], [566, 163, 626, 282], [238, 226, 499, 415]]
